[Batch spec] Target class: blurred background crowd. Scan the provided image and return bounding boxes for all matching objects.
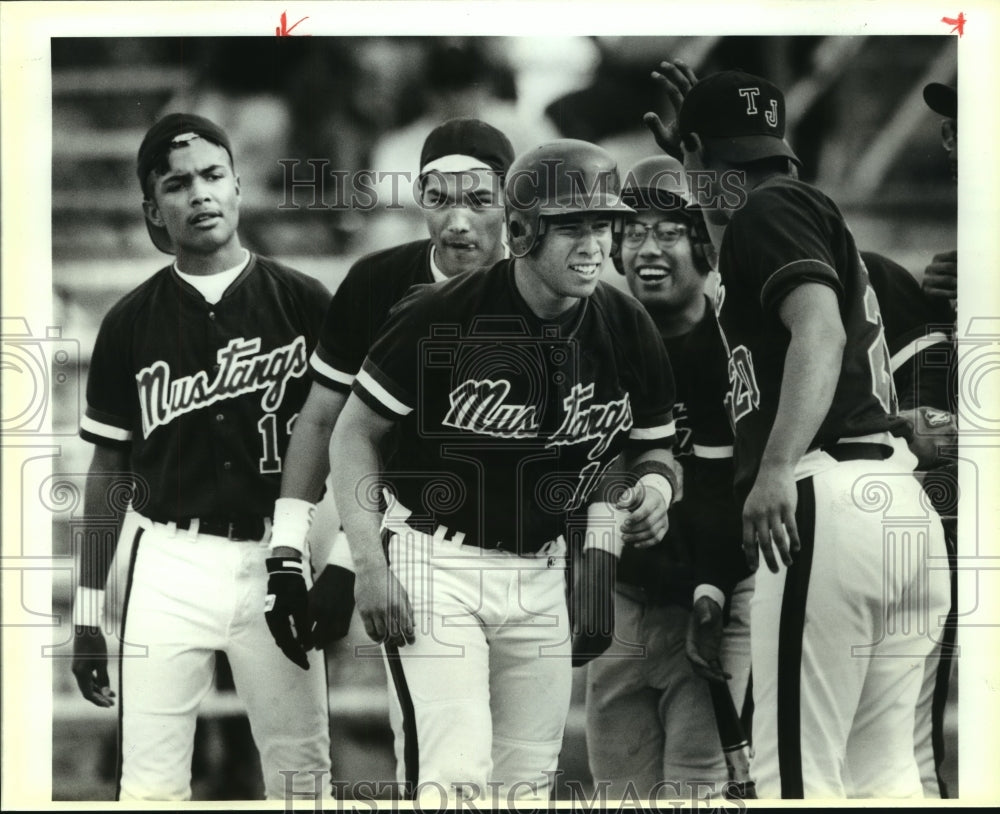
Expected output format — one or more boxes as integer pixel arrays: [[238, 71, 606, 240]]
[[49, 35, 956, 800]]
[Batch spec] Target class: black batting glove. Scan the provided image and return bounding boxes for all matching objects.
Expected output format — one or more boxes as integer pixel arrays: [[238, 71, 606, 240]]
[[71, 625, 116, 707], [264, 557, 312, 670], [308, 564, 356, 649]]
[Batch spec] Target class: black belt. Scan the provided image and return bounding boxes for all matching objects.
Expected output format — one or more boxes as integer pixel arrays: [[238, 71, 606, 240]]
[[401, 518, 546, 555], [821, 442, 894, 462], [144, 514, 268, 541]]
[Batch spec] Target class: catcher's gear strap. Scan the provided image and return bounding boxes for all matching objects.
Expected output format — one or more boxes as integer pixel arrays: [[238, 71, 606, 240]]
[[73, 586, 106, 628], [269, 497, 316, 555]]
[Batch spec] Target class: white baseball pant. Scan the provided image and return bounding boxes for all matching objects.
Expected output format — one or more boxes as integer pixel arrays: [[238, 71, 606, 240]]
[[749, 448, 950, 798], [382, 521, 572, 806], [114, 516, 331, 801]]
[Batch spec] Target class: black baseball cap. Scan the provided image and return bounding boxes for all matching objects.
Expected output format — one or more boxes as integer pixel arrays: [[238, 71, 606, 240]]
[[419, 118, 515, 179], [923, 82, 957, 119], [679, 70, 800, 166], [137, 113, 234, 254]]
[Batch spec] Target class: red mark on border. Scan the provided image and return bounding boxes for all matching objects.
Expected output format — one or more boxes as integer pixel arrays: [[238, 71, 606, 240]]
[[276, 11, 310, 37], [941, 12, 966, 36]]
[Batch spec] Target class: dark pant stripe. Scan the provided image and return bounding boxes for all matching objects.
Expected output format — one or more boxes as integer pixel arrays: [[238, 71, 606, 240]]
[[114, 525, 144, 802], [321, 648, 333, 798], [384, 644, 419, 795], [776, 476, 816, 799], [381, 527, 418, 796], [741, 670, 754, 744], [932, 529, 959, 798]]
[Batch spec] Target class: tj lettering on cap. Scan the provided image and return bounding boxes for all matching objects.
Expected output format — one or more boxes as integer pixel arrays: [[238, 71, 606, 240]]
[[678, 70, 801, 167]]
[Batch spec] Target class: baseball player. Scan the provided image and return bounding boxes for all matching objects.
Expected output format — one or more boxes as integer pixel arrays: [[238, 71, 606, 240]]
[[862, 249, 956, 463], [264, 117, 515, 784], [918, 79, 961, 798], [674, 70, 951, 798], [584, 154, 752, 799], [920, 82, 957, 306], [329, 139, 680, 804], [862, 252, 958, 798], [69, 113, 332, 801], [651, 59, 961, 798]]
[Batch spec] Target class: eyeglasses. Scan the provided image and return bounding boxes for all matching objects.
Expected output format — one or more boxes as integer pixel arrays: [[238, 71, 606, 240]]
[[622, 221, 688, 249]]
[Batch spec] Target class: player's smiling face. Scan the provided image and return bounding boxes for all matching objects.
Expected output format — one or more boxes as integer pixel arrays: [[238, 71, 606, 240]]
[[622, 211, 703, 310], [144, 138, 241, 258], [517, 212, 613, 317], [420, 169, 505, 278]]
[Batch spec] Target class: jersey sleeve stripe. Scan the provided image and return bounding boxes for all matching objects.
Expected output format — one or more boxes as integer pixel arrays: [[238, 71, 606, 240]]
[[355, 367, 412, 418], [80, 414, 133, 442], [889, 331, 951, 374], [629, 420, 676, 441], [693, 443, 734, 459], [761, 259, 841, 311], [309, 351, 355, 387]]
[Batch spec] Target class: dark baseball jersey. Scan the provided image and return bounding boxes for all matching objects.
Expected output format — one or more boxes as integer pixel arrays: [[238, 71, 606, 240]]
[[682, 301, 751, 598], [310, 240, 435, 393], [353, 259, 677, 554], [80, 254, 330, 520], [616, 309, 698, 603], [862, 251, 956, 413], [617, 299, 749, 603], [677, 298, 735, 499], [715, 175, 908, 502]]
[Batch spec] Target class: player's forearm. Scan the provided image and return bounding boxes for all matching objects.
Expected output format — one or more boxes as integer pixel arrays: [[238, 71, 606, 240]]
[[279, 421, 334, 503], [763, 315, 844, 468], [272, 387, 348, 559], [79, 486, 118, 591], [279, 387, 347, 502], [622, 445, 674, 472], [79, 445, 131, 591], [329, 402, 389, 574], [623, 445, 682, 502]]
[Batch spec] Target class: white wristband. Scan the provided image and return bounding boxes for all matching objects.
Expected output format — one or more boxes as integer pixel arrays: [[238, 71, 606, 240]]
[[269, 497, 316, 555], [583, 501, 627, 559], [327, 530, 356, 571], [638, 472, 674, 508], [73, 586, 105, 628], [693, 583, 726, 610]]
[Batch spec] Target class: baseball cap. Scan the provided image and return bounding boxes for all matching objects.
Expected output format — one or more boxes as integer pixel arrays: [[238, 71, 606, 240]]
[[419, 118, 515, 178], [679, 70, 800, 166], [923, 82, 957, 119], [136, 113, 234, 254]]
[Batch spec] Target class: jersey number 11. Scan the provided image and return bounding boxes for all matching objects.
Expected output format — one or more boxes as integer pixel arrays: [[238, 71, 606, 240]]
[[257, 412, 298, 474]]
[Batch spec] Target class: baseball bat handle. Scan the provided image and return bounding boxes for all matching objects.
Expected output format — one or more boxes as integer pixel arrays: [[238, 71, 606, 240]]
[[708, 678, 757, 800]]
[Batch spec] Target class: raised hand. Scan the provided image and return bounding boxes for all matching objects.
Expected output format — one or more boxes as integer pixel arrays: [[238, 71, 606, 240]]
[[643, 59, 700, 159]]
